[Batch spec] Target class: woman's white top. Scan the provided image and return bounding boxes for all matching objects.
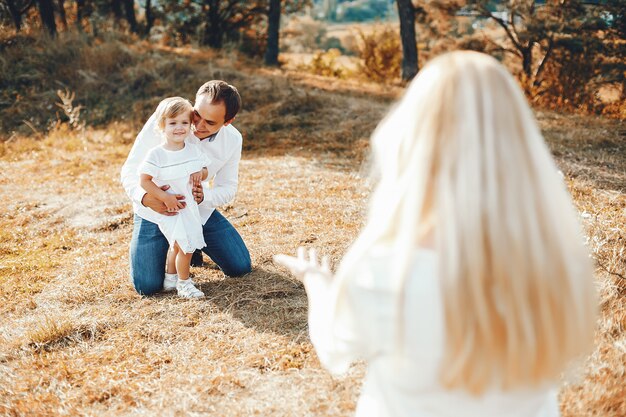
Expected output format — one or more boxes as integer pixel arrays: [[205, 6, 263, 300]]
[[138, 142, 210, 253], [307, 248, 560, 417]]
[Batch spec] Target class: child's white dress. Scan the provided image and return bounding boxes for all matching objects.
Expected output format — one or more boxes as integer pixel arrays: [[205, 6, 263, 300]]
[[138, 142, 210, 254]]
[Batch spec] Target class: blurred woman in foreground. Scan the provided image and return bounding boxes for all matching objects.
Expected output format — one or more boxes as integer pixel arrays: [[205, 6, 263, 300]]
[[274, 51, 597, 417]]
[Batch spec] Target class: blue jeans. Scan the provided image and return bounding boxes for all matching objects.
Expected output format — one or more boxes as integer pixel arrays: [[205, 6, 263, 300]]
[[130, 210, 251, 295]]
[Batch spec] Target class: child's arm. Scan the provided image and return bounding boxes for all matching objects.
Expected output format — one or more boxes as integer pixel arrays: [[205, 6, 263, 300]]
[[140, 173, 184, 211], [189, 167, 209, 187]]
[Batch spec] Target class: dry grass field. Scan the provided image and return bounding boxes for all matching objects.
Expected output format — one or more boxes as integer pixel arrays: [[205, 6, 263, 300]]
[[0, 43, 624, 416]]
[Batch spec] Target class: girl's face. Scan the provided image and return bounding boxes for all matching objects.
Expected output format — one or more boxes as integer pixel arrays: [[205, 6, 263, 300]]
[[163, 111, 192, 144]]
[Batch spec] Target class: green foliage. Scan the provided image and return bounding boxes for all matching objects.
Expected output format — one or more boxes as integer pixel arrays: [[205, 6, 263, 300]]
[[534, 35, 625, 115], [156, 1, 204, 46], [237, 25, 267, 58], [426, 0, 626, 116], [281, 16, 348, 53], [356, 25, 402, 83], [3, 0, 310, 53], [0, 32, 199, 136], [305, 48, 346, 78]]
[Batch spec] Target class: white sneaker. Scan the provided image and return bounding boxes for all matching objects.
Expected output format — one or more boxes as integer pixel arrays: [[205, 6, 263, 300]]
[[176, 279, 204, 298], [163, 273, 178, 292]]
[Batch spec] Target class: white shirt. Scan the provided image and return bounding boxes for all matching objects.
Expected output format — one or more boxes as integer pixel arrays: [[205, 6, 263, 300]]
[[120, 113, 242, 224], [307, 248, 560, 417]]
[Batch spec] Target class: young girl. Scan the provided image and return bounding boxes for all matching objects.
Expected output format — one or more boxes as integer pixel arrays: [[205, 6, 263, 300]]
[[138, 97, 210, 298], [275, 51, 597, 416]]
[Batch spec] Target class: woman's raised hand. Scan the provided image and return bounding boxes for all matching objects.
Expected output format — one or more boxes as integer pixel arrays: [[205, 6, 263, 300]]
[[273, 247, 332, 283]]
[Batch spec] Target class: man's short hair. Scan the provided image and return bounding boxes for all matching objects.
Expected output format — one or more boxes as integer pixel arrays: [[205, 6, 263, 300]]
[[196, 80, 242, 122]]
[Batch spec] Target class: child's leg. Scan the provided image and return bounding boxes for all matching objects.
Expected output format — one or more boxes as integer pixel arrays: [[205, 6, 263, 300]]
[[166, 246, 178, 274], [174, 243, 204, 298], [175, 244, 193, 281], [162, 245, 179, 292]]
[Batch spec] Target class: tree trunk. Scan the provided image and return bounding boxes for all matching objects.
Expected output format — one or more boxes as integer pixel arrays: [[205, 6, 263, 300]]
[[37, 0, 57, 37], [145, 0, 154, 36], [121, 0, 138, 33], [203, 0, 223, 48], [264, 0, 281, 66], [5, 0, 23, 31], [322, 0, 336, 21], [111, 0, 123, 20], [75, 0, 85, 31], [57, 0, 67, 30], [521, 44, 533, 93], [396, 0, 418, 80]]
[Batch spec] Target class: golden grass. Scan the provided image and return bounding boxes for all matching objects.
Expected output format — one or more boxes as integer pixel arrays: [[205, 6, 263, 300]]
[[0, 45, 624, 416]]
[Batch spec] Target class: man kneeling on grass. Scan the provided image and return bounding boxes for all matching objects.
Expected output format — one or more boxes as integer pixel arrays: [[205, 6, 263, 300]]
[[121, 80, 251, 296]]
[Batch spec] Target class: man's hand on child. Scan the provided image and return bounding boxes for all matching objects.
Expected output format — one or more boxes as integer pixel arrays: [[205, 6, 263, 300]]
[[192, 182, 204, 204], [142, 185, 186, 216]]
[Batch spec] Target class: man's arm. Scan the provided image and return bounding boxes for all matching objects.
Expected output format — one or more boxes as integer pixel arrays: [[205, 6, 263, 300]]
[[143, 187, 185, 215], [197, 136, 241, 209]]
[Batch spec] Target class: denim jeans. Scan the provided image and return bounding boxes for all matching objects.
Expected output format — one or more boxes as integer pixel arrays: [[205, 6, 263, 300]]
[[130, 210, 251, 295]]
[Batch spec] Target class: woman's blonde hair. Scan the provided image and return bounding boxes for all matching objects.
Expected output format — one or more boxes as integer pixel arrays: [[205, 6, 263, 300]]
[[154, 97, 193, 131], [333, 51, 597, 394]]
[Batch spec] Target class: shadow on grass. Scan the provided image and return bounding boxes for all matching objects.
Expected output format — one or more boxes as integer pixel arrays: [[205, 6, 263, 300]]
[[200, 266, 309, 342]]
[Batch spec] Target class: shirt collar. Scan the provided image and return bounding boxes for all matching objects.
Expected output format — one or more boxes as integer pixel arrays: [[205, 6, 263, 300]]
[[204, 132, 218, 142], [194, 126, 223, 142]]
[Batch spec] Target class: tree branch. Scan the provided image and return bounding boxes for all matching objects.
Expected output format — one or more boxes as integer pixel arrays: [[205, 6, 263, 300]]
[[218, 0, 245, 21], [221, 5, 266, 24], [18, 0, 34, 14], [597, 258, 626, 281], [533, 37, 554, 87], [482, 33, 521, 58], [509, 9, 522, 48], [533, 86, 549, 97], [478, 5, 523, 53]]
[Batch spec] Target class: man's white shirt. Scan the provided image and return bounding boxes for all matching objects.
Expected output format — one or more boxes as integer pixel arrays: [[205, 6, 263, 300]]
[[120, 113, 242, 225]]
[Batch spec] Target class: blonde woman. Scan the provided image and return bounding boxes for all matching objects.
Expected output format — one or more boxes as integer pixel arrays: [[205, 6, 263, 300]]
[[274, 51, 597, 417]]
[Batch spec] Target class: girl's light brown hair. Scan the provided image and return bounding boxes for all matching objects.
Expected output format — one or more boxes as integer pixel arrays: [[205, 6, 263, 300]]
[[154, 97, 193, 131]]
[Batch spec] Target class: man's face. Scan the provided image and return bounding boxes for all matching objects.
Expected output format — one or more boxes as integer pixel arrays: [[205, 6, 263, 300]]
[[192, 96, 231, 139]]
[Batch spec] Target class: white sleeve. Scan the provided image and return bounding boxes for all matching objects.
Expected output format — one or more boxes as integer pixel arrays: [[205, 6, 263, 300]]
[[199, 151, 212, 170], [189, 143, 211, 173], [120, 113, 162, 205], [305, 275, 363, 375], [137, 148, 161, 179], [198, 131, 241, 209]]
